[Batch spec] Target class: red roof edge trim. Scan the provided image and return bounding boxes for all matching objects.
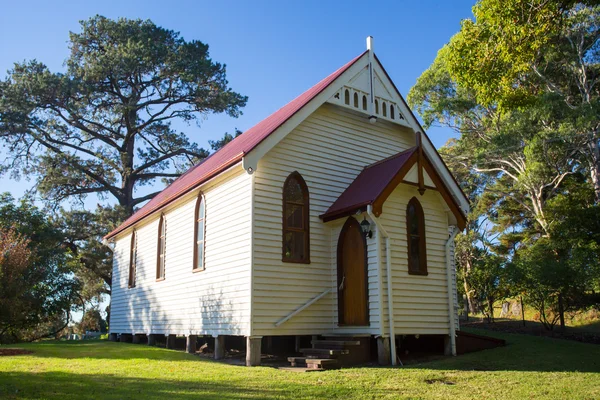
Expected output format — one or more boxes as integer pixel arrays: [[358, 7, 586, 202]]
[[240, 50, 368, 157], [104, 154, 243, 239], [105, 51, 368, 241]]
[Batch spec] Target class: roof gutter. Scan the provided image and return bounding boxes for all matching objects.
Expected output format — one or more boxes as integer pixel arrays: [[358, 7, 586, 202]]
[[367, 204, 398, 366]]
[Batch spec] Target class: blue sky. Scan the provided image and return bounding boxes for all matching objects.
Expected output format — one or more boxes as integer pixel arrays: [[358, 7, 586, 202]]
[[0, 0, 475, 202]]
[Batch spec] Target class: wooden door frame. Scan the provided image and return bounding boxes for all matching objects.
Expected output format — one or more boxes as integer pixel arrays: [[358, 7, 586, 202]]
[[336, 217, 370, 326]]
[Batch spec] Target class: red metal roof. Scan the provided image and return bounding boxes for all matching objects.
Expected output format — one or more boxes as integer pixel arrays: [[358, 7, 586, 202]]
[[106, 51, 367, 239], [320, 147, 418, 222]]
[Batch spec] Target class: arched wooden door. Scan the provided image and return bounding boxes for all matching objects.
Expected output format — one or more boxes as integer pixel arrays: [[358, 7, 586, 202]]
[[337, 217, 369, 326]]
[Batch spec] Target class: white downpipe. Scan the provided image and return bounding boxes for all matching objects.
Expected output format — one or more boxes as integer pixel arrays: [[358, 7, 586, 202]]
[[367, 205, 397, 366], [445, 226, 459, 356], [373, 217, 385, 338]]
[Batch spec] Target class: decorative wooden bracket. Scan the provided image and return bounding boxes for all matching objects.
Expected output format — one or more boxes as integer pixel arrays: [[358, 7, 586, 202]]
[[416, 131, 426, 195]]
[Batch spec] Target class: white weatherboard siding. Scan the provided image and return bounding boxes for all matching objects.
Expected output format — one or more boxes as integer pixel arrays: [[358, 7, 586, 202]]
[[110, 167, 252, 337], [251, 103, 415, 336], [378, 183, 453, 335]]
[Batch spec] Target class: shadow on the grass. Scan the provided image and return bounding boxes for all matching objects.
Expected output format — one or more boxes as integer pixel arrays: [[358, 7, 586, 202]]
[[0, 370, 299, 400], [17, 340, 209, 362], [408, 329, 600, 373], [14, 333, 600, 374]]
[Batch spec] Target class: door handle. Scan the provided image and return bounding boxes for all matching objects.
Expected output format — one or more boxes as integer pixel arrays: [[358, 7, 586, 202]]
[[338, 275, 345, 291]]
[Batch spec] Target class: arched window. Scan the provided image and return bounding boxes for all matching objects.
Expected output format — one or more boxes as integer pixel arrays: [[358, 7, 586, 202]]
[[362, 95, 367, 111], [128, 230, 137, 288], [353, 92, 359, 108], [344, 89, 350, 105], [282, 171, 310, 263], [156, 215, 166, 280], [193, 193, 206, 271], [375, 100, 379, 114], [390, 104, 395, 119], [382, 102, 387, 117], [406, 197, 427, 275]]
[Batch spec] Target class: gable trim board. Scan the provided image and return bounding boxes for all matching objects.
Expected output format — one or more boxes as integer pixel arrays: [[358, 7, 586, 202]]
[[320, 147, 467, 230], [107, 49, 468, 241]]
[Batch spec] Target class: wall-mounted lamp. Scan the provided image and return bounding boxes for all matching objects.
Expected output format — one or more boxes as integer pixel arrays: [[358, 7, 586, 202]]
[[369, 115, 377, 124], [360, 216, 372, 239]]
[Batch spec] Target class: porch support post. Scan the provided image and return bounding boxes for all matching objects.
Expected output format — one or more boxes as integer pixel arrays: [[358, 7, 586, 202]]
[[214, 335, 225, 360], [377, 336, 391, 365], [108, 333, 118, 342], [147, 334, 157, 346], [186, 335, 197, 354], [166, 334, 177, 349], [246, 336, 262, 367]]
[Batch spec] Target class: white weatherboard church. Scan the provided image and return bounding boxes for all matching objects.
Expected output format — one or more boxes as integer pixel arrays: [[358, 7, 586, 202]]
[[105, 38, 469, 368]]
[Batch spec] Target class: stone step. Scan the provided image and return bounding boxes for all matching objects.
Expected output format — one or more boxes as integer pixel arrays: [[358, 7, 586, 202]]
[[305, 358, 340, 370], [287, 356, 307, 367], [300, 348, 350, 358]]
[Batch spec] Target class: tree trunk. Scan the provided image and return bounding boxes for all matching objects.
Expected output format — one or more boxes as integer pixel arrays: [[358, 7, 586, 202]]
[[120, 122, 137, 216], [590, 156, 600, 204], [520, 296, 526, 327], [487, 298, 495, 323], [463, 278, 477, 314], [463, 259, 477, 314], [558, 292, 566, 331]]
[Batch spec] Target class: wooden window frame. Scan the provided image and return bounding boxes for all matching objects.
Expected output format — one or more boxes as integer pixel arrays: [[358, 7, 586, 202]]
[[192, 193, 206, 272], [156, 214, 166, 281], [128, 230, 137, 288], [406, 197, 428, 275], [282, 171, 310, 264]]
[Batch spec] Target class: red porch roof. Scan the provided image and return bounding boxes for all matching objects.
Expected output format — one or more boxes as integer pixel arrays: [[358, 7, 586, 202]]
[[106, 51, 367, 240], [320, 147, 418, 222]]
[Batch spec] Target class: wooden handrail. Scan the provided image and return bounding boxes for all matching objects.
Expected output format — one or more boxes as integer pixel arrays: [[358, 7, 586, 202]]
[[274, 288, 332, 327]]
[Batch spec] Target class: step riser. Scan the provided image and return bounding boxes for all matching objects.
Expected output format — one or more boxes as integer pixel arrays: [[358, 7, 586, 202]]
[[312, 344, 355, 350], [287, 337, 370, 370], [300, 348, 349, 357], [312, 340, 361, 347]]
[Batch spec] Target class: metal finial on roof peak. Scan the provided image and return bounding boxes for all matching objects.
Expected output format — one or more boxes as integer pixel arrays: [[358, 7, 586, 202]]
[[366, 36, 374, 52]]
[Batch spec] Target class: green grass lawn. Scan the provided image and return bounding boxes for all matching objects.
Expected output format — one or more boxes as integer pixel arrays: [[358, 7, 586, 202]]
[[0, 330, 599, 400]]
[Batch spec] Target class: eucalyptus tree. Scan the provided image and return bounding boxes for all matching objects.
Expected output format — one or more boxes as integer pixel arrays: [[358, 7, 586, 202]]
[[408, 0, 599, 328], [440, 1, 600, 202]]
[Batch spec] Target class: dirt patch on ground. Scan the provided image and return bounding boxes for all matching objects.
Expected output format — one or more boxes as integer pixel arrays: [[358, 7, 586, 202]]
[[463, 319, 600, 345], [0, 349, 33, 356]]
